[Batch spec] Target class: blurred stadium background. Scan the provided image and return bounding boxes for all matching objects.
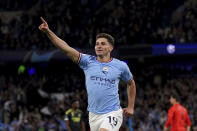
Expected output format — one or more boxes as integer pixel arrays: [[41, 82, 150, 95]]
[[0, 0, 197, 130]]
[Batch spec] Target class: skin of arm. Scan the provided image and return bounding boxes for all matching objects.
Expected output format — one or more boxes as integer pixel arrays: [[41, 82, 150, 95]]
[[81, 120, 86, 131], [164, 127, 169, 131], [186, 126, 191, 131], [65, 120, 71, 131], [123, 79, 136, 117], [186, 110, 191, 131], [39, 17, 80, 63]]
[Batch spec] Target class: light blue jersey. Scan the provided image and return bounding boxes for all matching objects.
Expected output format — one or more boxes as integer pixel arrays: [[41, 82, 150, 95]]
[[78, 53, 133, 114]]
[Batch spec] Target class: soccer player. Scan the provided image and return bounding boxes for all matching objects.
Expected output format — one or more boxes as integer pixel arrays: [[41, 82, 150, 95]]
[[164, 92, 191, 131], [65, 99, 86, 131], [39, 17, 136, 131]]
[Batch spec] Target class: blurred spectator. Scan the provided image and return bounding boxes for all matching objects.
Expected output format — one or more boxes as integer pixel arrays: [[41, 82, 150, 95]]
[[0, 0, 196, 50], [65, 99, 86, 131]]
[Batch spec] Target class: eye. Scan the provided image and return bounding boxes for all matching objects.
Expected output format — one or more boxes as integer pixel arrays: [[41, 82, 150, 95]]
[[101, 42, 106, 45]]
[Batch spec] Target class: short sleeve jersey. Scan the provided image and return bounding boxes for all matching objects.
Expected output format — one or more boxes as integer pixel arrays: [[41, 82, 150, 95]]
[[78, 54, 133, 114], [65, 109, 84, 131], [165, 104, 191, 131]]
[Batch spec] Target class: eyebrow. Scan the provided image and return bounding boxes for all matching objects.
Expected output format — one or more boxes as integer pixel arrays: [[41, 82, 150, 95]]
[[96, 41, 107, 43]]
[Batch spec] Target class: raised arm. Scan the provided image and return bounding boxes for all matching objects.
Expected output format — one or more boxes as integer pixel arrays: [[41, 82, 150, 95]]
[[39, 17, 80, 63], [123, 79, 136, 117]]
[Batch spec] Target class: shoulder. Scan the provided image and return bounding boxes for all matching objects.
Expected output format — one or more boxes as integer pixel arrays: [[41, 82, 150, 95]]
[[81, 53, 95, 59], [113, 58, 130, 70], [79, 53, 96, 63], [78, 54, 97, 68], [170, 104, 179, 111], [169, 106, 175, 112], [180, 105, 187, 112], [65, 109, 72, 115], [112, 58, 126, 66], [77, 109, 83, 113], [112, 58, 122, 63]]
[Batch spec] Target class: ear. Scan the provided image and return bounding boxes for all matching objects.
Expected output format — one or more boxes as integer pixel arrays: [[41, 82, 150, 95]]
[[109, 44, 114, 52]]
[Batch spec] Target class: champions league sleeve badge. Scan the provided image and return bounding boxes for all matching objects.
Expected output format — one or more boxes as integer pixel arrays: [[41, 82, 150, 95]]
[[102, 66, 108, 75]]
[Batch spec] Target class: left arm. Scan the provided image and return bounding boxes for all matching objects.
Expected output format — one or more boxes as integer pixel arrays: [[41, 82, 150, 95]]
[[123, 79, 136, 117], [185, 110, 191, 131], [81, 120, 86, 131], [80, 112, 86, 131], [164, 108, 173, 131], [164, 127, 169, 131]]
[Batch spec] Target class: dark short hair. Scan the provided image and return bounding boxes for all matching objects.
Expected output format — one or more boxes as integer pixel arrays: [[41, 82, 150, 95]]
[[169, 91, 181, 102], [96, 33, 114, 46], [71, 98, 79, 104]]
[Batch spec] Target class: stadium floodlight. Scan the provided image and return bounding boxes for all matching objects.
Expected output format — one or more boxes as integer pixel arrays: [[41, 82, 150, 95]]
[[18, 65, 26, 75], [28, 67, 35, 76], [166, 44, 175, 54]]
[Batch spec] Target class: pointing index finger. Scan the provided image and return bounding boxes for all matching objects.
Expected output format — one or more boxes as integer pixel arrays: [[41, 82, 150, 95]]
[[40, 17, 47, 23]]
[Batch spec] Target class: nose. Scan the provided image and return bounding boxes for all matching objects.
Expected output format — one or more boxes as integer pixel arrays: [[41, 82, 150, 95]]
[[96, 44, 102, 48]]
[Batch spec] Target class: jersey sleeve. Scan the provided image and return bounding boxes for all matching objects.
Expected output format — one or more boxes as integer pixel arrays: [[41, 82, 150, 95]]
[[185, 110, 191, 126], [78, 53, 90, 70], [121, 62, 133, 82], [64, 109, 71, 121], [165, 107, 174, 127]]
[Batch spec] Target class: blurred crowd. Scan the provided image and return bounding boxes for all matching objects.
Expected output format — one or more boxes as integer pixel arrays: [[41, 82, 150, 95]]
[[131, 64, 197, 130], [0, 61, 197, 130], [0, 63, 88, 131], [0, 0, 197, 50], [0, 0, 38, 11]]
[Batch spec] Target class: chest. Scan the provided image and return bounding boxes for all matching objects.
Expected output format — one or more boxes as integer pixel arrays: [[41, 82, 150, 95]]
[[68, 111, 81, 120], [86, 63, 121, 79]]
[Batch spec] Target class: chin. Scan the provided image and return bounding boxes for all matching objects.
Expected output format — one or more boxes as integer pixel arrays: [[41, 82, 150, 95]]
[[97, 54, 104, 57], [96, 52, 102, 56]]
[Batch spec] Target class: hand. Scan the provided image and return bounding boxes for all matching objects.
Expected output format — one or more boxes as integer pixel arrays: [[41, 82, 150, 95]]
[[164, 126, 168, 131], [123, 107, 134, 117], [39, 17, 49, 33]]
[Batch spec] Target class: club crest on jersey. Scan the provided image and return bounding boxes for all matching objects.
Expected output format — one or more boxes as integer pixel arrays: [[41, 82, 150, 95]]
[[103, 66, 108, 71], [102, 66, 108, 75]]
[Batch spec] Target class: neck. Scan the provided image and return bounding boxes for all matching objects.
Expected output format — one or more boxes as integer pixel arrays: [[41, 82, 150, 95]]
[[173, 101, 179, 105], [72, 108, 77, 111], [97, 55, 112, 62]]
